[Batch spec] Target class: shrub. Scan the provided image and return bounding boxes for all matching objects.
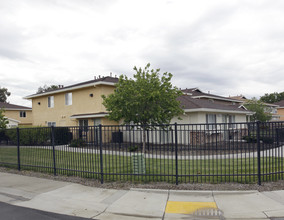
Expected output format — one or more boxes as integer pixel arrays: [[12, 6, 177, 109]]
[[0, 130, 9, 142], [53, 127, 73, 145], [6, 128, 49, 146], [129, 145, 138, 152], [242, 136, 257, 143], [70, 138, 86, 148], [261, 137, 274, 144]]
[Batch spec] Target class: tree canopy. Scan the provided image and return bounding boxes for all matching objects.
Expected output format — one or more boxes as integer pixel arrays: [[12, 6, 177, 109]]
[[0, 87, 11, 103], [37, 85, 60, 94], [244, 98, 272, 122], [260, 92, 284, 104], [102, 63, 184, 152]]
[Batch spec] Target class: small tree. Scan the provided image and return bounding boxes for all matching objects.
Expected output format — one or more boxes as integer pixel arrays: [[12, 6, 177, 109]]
[[244, 98, 272, 122], [0, 108, 8, 129], [0, 87, 11, 103], [102, 63, 184, 153]]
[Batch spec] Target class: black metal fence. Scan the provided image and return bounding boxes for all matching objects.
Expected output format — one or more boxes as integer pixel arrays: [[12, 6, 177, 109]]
[[0, 121, 283, 185]]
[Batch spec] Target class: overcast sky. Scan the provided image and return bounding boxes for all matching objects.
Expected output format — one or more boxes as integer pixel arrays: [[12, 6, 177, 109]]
[[1, 0, 284, 107]]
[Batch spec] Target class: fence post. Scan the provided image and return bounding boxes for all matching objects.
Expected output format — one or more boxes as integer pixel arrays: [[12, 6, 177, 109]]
[[17, 127, 21, 171], [175, 123, 179, 185], [51, 126, 57, 176], [256, 121, 261, 185], [99, 124, 104, 184]]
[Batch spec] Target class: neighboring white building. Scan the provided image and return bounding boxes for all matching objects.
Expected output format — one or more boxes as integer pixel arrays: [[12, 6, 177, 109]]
[[5, 117, 20, 128]]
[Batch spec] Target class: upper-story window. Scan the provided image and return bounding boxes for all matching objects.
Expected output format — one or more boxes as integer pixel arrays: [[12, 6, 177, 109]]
[[206, 114, 216, 130], [65, 93, 72, 106], [48, 96, 54, 108], [20, 111, 26, 118]]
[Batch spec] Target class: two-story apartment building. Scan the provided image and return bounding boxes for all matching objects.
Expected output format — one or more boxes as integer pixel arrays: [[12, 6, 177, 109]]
[[0, 102, 32, 127], [24, 76, 119, 127], [25, 78, 253, 127]]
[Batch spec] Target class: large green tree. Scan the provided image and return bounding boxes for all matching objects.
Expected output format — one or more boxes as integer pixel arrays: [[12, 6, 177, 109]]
[[0, 87, 11, 103], [260, 92, 284, 104], [102, 63, 184, 153], [244, 98, 272, 122]]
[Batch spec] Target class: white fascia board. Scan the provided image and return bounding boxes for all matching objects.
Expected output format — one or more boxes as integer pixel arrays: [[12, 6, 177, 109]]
[[70, 114, 108, 119], [192, 95, 243, 103], [5, 108, 32, 111], [184, 108, 254, 115], [5, 117, 21, 123], [24, 81, 116, 99]]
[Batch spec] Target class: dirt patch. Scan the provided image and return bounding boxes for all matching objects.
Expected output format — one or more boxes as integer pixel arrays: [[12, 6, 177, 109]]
[[1, 167, 283, 192]]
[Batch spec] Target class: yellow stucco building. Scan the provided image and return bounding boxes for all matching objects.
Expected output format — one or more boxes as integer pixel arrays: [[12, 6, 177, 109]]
[[24, 76, 119, 127], [0, 102, 32, 127]]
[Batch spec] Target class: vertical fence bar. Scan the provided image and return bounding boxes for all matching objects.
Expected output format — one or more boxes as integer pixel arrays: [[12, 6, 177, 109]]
[[175, 123, 178, 185], [51, 126, 57, 176], [17, 127, 21, 171], [256, 121, 261, 185], [99, 124, 104, 184]]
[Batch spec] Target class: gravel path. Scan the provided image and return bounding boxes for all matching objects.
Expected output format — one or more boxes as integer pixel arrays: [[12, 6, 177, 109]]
[[1, 167, 283, 192]]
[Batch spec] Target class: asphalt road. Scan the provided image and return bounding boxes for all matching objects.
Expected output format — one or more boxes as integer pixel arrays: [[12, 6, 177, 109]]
[[0, 201, 94, 220]]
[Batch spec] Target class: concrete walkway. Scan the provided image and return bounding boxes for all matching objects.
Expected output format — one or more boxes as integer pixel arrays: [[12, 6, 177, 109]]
[[0, 172, 284, 220]]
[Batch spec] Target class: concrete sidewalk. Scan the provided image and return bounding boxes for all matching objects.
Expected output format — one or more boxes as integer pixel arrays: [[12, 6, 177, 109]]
[[0, 172, 284, 220]]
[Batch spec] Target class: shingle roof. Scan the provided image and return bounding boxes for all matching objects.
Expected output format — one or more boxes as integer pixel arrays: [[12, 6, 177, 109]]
[[177, 95, 249, 113], [60, 76, 119, 91], [25, 76, 119, 99], [181, 88, 243, 103], [0, 102, 32, 110], [274, 100, 284, 107]]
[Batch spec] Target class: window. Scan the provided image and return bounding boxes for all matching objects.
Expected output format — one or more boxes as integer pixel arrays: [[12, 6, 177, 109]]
[[48, 96, 54, 108], [47, 122, 56, 127], [228, 115, 236, 129], [79, 119, 88, 132], [93, 118, 101, 126], [20, 111, 26, 118], [206, 114, 216, 130], [65, 93, 72, 105]]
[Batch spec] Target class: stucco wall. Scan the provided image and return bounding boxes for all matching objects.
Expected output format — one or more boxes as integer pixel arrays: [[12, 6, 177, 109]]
[[4, 110, 32, 125], [171, 112, 247, 124], [31, 85, 116, 126], [277, 108, 284, 121]]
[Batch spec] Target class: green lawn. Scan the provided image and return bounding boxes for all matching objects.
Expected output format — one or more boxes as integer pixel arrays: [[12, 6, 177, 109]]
[[0, 146, 283, 184]]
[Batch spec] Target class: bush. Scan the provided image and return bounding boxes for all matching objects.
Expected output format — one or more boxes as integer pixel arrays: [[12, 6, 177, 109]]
[[128, 145, 138, 152], [242, 136, 257, 143], [0, 130, 9, 142], [53, 127, 73, 145], [70, 138, 86, 148], [261, 137, 274, 144], [6, 128, 50, 146]]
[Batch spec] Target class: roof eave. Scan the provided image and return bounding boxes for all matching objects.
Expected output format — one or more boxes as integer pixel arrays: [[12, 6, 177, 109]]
[[192, 95, 244, 103], [70, 113, 108, 119], [24, 81, 116, 99], [184, 108, 253, 115]]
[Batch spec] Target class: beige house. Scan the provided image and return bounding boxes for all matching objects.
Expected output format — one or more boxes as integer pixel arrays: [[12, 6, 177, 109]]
[[274, 100, 284, 121], [0, 102, 32, 126], [24, 76, 119, 127]]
